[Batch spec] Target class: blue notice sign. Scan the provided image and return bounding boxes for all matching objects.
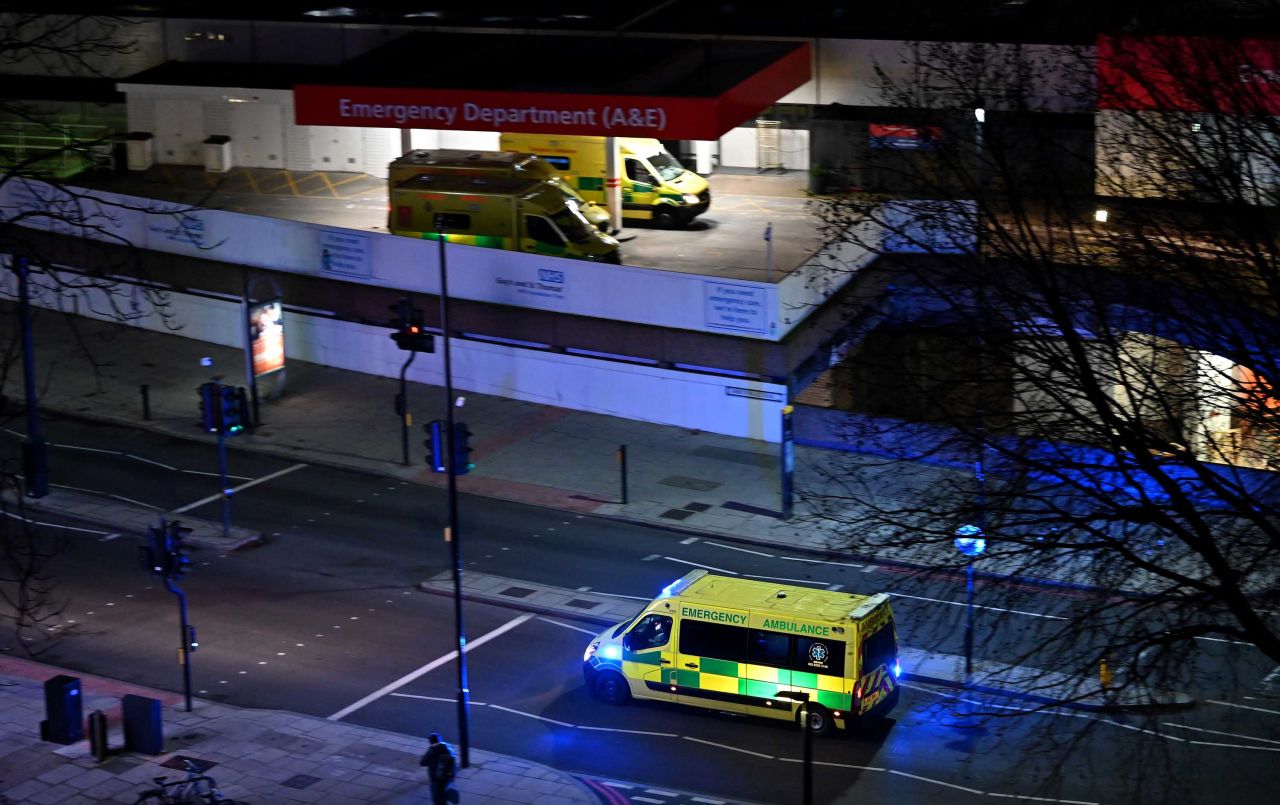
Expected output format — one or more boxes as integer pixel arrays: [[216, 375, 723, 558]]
[[317, 228, 371, 277]]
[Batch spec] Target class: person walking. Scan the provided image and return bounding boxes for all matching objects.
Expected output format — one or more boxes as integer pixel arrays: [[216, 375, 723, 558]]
[[419, 732, 458, 804]]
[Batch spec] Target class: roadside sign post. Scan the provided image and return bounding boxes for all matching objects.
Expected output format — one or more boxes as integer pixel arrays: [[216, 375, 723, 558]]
[[781, 405, 795, 520]]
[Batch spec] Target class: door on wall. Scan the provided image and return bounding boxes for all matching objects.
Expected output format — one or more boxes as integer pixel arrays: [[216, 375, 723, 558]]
[[154, 99, 205, 165], [309, 126, 362, 172], [230, 103, 284, 169]]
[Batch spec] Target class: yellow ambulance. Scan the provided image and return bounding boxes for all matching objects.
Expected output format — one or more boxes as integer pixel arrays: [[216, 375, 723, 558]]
[[583, 570, 900, 734], [389, 173, 621, 263], [499, 134, 710, 228], [389, 149, 614, 234]]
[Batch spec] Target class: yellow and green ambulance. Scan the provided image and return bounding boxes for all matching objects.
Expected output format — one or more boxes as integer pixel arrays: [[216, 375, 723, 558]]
[[388, 173, 621, 263], [583, 570, 900, 734], [499, 134, 710, 228], [389, 149, 614, 234]]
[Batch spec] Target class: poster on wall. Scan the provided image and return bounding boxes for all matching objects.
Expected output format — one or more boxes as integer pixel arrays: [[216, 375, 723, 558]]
[[317, 228, 371, 278], [250, 299, 285, 377]]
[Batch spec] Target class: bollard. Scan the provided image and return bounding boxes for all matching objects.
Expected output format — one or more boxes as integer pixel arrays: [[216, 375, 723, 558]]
[[1099, 657, 1113, 689], [88, 710, 109, 762], [140, 384, 151, 420], [617, 444, 628, 505]]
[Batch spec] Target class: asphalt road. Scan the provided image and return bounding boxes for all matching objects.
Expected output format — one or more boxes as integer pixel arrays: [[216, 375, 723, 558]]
[[5, 415, 1280, 804]]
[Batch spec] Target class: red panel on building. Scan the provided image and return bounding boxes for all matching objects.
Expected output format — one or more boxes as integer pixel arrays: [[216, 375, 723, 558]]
[[1098, 34, 1280, 114], [294, 42, 811, 141]]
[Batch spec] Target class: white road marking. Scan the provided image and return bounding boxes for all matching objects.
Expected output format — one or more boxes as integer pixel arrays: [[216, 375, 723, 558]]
[[888, 769, 985, 795], [663, 556, 739, 575], [1194, 635, 1255, 646], [1207, 699, 1280, 715], [1163, 722, 1280, 745], [50, 482, 164, 510], [488, 704, 575, 727], [778, 555, 864, 569], [644, 789, 678, 797], [633, 797, 663, 804], [578, 726, 677, 737], [173, 463, 307, 513], [827, 584, 844, 592], [681, 736, 772, 758], [1187, 740, 1280, 752], [603, 781, 634, 789], [53, 443, 179, 470], [0, 511, 114, 536], [703, 541, 773, 557], [181, 469, 254, 481], [537, 617, 598, 635], [777, 758, 885, 772], [326, 613, 533, 720], [890, 591, 1067, 620], [679, 537, 699, 545], [691, 797, 727, 804], [742, 574, 827, 586], [988, 794, 1099, 804], [389, 693, 488, 706]]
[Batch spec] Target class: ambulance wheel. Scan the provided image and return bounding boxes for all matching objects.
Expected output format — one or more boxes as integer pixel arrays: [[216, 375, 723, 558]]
[[798, 704, 832, 736], [652, 207, 678, 229], [594, 671, 631, 705]]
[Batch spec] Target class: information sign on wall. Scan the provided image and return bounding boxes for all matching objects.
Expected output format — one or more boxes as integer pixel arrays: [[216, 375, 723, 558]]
[[317, 228, 371, 278], [250, 299, 285, 377], [704, 281, 767, 334]]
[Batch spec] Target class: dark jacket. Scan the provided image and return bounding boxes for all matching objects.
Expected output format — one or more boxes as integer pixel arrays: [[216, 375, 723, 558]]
[[421, 741, 456, 784]]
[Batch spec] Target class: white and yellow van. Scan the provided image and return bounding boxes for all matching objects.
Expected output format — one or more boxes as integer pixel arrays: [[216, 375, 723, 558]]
[[389, 149, 614, 234], [389, 173, 621, 263], [583, 570, 900, 734], [499, 134, 710, 228]]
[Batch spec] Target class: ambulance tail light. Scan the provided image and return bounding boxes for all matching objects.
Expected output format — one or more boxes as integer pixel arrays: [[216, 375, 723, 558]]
[[854, 683, 863, 702]]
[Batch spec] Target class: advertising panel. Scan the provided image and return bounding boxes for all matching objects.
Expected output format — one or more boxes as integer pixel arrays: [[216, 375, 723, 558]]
[[250, 299, 285, 377]]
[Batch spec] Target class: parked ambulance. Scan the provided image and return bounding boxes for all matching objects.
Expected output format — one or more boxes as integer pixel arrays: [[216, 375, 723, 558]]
[[388, 149, 614, 234], [389, 173, 621, 263], [583, 570, 900, 734], [499, 134, 710, 228]]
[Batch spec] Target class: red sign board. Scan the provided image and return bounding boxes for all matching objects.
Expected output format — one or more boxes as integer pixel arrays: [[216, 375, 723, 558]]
[[293, 42, 811, 141], [1098, 34, 1280, 114]]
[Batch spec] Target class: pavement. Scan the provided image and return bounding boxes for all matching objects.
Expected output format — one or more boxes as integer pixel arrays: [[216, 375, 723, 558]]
[[0, 166, 1196, 801]]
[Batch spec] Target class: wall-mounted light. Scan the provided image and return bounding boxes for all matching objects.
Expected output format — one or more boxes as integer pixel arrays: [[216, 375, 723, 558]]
[[1094, 208, 1109, 223]]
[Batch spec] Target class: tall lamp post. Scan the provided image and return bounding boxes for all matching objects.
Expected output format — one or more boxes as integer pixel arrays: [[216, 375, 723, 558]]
[[435, 217, 471, 768], [954, 524, 986, 684]]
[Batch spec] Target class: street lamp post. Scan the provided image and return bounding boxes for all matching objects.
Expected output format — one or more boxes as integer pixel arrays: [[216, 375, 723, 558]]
[[954, 524, 986, 684]]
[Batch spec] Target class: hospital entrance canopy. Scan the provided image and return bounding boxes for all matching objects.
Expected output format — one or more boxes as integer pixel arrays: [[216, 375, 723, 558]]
[[293, 32, 811, 140]]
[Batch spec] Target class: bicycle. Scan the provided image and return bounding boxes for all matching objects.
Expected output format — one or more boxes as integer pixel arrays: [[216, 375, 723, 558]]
[[132, 759, 246, 804]]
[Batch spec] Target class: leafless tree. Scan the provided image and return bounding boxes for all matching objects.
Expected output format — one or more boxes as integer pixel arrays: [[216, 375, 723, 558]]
[[1, 13, 184, 654], [801, 18, 1280, 722]]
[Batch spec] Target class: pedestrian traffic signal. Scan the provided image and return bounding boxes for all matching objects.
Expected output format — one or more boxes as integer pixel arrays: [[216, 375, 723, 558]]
[[452, 422, 474, 476], [198, 382, 220, 433], [218, 385, 244, 434], [424, 419, 445, 472], [142, 519, 193, 580]]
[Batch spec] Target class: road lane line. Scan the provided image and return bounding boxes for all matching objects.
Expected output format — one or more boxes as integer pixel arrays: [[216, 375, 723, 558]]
[[681, 736, 771, 758], [389, 693, 488, 706], [51, 483, 163, 510], [488, 704, 575, 727], [1186, 740, 1280, 752], [778, 555, 864, 569], [703, 541, 774, 557], [327, 612, 533, 721], [742, 574, 827, 586], [173, 463, 307, 513], [777, 758, 885, 771], [1163, 722, 1280, 745], [1, 511, 114, 535], [890, 591, 1067, 620], [53, 444, 179, 470], [578, 726, 677, 737], [988, 794, 1099, 804], [679, 537, 699, 544], [1194, 635, 1255, 646], [1207, 699, 1280, 716], [537, 617, 598, 635], [663, 556, 739, 575], [887, 770, 985, 795]]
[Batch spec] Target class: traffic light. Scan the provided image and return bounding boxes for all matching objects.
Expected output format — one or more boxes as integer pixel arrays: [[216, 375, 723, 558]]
[[218, 385, 244, 434], [198, 382, 220, 433], [389, 298, 434, 352], [452, 422, 474, 476], [424, 419, 445, 472], [165, 519, 193, 579]]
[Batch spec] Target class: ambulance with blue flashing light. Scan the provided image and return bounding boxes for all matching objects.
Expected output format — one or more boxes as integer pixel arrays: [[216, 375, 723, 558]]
[[388, 173, 621, 263], [583, 570, 901, 735], [499, 133, 710, 229]]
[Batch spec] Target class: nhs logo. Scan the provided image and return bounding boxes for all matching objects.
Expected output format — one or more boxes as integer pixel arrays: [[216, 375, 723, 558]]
[[538, 268, 565, 284]]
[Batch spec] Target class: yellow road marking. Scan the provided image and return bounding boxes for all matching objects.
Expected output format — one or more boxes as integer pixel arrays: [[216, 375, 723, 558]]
[[244, 169, 260, 194]]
